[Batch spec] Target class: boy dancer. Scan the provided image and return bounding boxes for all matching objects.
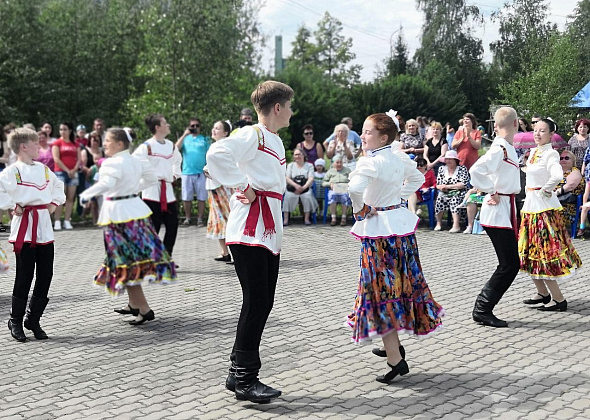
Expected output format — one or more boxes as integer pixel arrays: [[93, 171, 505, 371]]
[[207, 81, 294, 403], [0, 128, 66, 341], [133, 115, 182, 259], [469, 107, 521, 327]]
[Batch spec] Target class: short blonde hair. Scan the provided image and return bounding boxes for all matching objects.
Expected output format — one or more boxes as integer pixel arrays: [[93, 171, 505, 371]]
[[561, 149, 576, 167], [334, 123, 349, 137], [405, 119, 418, 133], [494, 107, 517, 128], [430, 121, 443, 130], [8, 128, 38, 153]]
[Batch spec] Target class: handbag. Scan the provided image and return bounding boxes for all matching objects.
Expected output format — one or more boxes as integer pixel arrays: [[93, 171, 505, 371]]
[[287, 175, 309, 193]]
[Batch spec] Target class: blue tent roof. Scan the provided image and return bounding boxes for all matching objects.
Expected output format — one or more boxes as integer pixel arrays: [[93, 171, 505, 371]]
[[571, 81, 590, 108]]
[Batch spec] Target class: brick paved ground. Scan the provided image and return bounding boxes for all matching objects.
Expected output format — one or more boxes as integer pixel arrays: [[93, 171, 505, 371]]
[[1, 221, 590, 420]]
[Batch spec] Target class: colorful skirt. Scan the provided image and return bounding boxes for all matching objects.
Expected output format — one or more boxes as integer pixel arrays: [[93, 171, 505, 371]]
[[346, 234, 444, 343], [518, 210, 582, 280], [94, 218, 177, 296], [207, 187, 231, 240], [0, 244, 9, 273]]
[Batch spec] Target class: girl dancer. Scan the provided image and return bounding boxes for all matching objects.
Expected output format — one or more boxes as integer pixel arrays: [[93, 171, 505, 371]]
[[519, 119, 581, 311], [79, 128, 177, 325], [346, 111, 444, 383]]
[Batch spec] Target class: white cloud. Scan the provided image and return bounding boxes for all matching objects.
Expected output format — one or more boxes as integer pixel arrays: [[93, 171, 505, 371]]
[[257, 0, 581, 81]]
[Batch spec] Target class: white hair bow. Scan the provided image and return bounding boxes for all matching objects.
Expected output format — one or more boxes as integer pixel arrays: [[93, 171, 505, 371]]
[[123, 127, 133, 143], [385, 109, 400, 131]]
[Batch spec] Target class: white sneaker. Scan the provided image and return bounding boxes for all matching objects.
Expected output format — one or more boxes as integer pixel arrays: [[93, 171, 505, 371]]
[[415, 208, 423, 216], [449, 227, 461, 233], [434, 225, 441, 231], [54, 220, 62, 231], [464, 226, 472, 234], [63, 220, 73, 230]]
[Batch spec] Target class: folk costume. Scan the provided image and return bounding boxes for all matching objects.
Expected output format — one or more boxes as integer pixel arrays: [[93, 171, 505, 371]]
[[79, 150, 177, 297], [0, 161, 66, 341], [346, 146, 444, 343], [469, 137, 521, 327], [205, 168, 232, 241], [133, 138, 182, 256], [207, 123, 285, 402]]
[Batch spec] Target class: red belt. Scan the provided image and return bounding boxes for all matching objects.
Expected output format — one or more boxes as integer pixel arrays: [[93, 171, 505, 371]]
[[244, 190, 283, 239], [14, 205, 48, 254], [498, 193, 518, 238], [159, 180, 168, 212]]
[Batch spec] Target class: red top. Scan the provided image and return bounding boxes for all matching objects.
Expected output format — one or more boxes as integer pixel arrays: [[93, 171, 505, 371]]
[[52, 138, 79, 172], [453, 129, 481, 169], [75, 137, 88, 148], [421, 169, 436, 189]]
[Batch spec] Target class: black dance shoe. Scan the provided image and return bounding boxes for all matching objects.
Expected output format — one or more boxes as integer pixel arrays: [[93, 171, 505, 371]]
[[523, 294, 551, 305], [214, 254, 232, 262], [371, 346, 406, 359], [376, 359, 409, 384], [129, 310, 155, 325], [114, 305, 139, 316], [538, 299, 567, 312], [235, 380, 281, 403]]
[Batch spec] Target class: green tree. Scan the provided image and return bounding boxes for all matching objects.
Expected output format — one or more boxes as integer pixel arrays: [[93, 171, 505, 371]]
[[382, 27, 410, 78], [290, 25, 318, 68], [567, 0, 590, 82]]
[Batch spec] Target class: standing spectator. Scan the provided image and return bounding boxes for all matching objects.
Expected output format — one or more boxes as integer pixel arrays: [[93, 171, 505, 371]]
[[434, 150, 469, 232], [518, 118, 532, 132], [52, 122, 82, 230], [80, 132, 105, 219], [451, 113, 482, 169], [322, 155, 351, 226], [35, 131, 54, 169], [176, 117, 210, 227], [75, 125, 89, 216], [323, 117, 362, 150], [91, 118, 106, 143], [75, 124, 88, 147], [568, 118, 590, 167], [416, 116, 428, 137], [230, 108, 254, 135], [423, 121, 448, 174], [283, 147, 317, 225], [133, 114, 182, 259], [400, 119, 425, 155], [445, 122, 455, 150], [326, 124, 355, 169], [296, 124, 323, 163], [40, 122, 56, 144]]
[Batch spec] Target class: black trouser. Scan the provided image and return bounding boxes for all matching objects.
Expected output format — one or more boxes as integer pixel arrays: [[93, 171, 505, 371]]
[[229, 244, 280, 352], [144, 200, 179, 256], [13, 243, 54, 300], [482, 226, 520, 297]]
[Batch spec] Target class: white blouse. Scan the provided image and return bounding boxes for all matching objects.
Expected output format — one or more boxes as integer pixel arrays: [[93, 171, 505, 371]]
[[522, 143, 563, 214], [348, 146, 424, 239], [79, 150, 157, 225], [206, 124, 286, 255], [470, 137, 521, 228], [132, 138, 182, 203], [0, 161, 66, 245]]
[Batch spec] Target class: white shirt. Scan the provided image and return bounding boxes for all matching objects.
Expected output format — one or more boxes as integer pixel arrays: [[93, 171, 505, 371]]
[[80, 150, 157, 225], [206, 124, 286, 255], [132, 138, 182, 203], [0, 161, 66, 245], [522, 143, 563, 213], [469, 137, 520, 228], [348, 146, 424, 239]]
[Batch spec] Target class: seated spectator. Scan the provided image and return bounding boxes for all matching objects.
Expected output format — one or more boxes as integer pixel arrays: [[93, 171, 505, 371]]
[[283, 147, 318, 226], [408, 157, 436, 215], [326, 124, 355, 170], [313, 158, 327, 208], [460, 188, 486, 234], [323, 117, 362, 151], [322, 155, 351, 226], [400, 119, 425, 156], [434, 150, 469, 232], [553, 150, 584, 230]]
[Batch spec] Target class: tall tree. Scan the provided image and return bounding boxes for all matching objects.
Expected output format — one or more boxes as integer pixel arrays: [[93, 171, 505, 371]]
[[290, 25, 318, 68], [383, 26, 410, 78], [567, 0, 590, 82]]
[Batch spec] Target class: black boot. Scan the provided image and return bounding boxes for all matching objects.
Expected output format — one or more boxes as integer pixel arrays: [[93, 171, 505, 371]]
[[234, 350, 281, 403], [8, 295, 28, 342], [225, 349, 237, 392], [472, 285, 508, 328], [23, 296, 49, 340]]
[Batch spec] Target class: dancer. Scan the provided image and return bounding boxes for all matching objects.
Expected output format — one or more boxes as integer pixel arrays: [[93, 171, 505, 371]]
[[519, 119, 581, 311], [207, 81, 294, 403], [346, 111, 444, 384], [0, 128, 66, 341], [133, 114, 182, 259], [469, 107, 521, 327], [79, 128, 177, 325], [206, 120, 233, 263]]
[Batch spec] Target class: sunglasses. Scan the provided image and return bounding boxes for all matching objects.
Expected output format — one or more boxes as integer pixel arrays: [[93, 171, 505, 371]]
[[190, 124, 200, 128], [417, 164, 426, 168], [303, 132, 313, 135], [560, 156, 571, 161]]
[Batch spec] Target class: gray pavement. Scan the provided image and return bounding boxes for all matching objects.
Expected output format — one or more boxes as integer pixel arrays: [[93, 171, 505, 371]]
[[1, 221, 590, 420]]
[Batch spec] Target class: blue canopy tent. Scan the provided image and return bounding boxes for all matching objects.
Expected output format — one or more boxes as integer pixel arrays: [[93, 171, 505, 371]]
[[571, 81, 590, 108]]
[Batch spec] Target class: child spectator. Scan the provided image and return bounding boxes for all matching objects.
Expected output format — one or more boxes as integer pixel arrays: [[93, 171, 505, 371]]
[[407, 157, 436, 215], [322, 155, 351, 226]]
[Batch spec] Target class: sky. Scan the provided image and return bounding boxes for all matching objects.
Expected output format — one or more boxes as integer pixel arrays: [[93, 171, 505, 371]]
[[257, 0, 580, 81]]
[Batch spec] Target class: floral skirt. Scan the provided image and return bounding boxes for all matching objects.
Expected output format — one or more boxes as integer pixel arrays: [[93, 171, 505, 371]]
[[346, 234, 444, 343], [94, 218, 177, 296], [0, 244, 9, 273], [207, 187, 231, 240], [518, 210, 582, 280]]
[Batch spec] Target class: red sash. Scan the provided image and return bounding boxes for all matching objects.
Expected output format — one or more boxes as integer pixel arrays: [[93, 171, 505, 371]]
[[498, 193, 517, 238], [14, 205, 48, 254], [244, 190, 283, 239], [159, 180, 168, 212]]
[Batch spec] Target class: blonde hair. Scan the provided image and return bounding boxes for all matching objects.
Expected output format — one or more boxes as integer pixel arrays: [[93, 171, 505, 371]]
[[333, 123, 350, 137], [405, 119, 418, 133], [561, 149, 576, 167], [8, 128, 38, 153], [494, 107, 517, 129], [430, 121, 443, 130]]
